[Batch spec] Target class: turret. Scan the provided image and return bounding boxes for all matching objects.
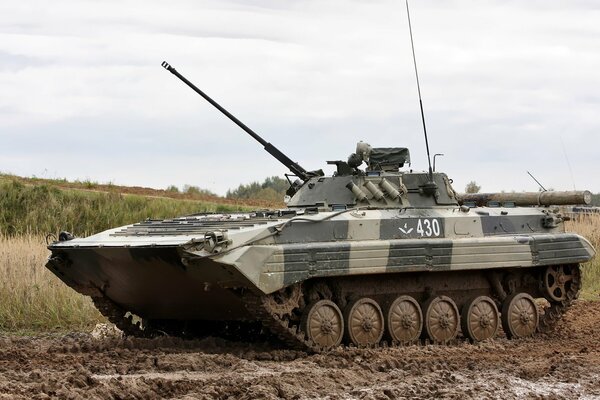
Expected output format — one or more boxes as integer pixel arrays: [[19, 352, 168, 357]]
[[162, 62, 591, 212], [286, 141, 458, 209]]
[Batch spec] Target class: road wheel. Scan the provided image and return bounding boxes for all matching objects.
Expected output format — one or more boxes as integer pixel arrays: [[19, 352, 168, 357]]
[[461, 296, 499, 342], [387, 295, 422, 343], [501, 292, 539, 339], [422, 295, 460, 343], [344, 298, 385, 346], [301, 300, 344, 349]]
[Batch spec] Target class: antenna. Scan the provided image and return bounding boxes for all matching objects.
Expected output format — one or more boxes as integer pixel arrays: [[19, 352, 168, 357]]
[[559, 136, 576, 190], [406, 0, 433, 181], [527, 171, 547, 192]]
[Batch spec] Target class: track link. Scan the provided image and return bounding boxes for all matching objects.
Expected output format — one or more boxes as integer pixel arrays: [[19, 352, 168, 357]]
[[91, 296, 152, 337]]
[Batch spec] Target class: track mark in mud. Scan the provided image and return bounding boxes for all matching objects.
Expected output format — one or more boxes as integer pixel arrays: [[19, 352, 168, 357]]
[[92, 363, 304, 382], [1, 300, 600, 399]]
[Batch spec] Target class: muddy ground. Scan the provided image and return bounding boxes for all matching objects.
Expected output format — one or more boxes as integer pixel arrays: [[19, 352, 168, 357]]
[[0, 301, 599, 400]]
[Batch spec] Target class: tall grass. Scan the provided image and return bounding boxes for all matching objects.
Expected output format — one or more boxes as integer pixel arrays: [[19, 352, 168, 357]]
[[0, 235, 103, 332], [0, 179, 250, 237], [0, 172, 281, 208], [566, 214, 600, 299]]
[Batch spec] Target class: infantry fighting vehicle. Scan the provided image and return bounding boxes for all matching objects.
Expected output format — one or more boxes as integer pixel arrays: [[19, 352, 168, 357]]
[[46, 63, 595, 350]]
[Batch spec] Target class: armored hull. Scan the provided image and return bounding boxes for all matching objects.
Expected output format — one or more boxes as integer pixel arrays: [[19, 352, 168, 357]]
[[47, 173, 595, 349]]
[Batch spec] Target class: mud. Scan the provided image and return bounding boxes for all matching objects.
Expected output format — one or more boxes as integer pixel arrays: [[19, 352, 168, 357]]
[[1, 301, 600, 399]]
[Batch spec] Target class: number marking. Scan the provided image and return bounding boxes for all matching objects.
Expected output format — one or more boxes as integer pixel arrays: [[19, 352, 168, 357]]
[[400, 218, 442, 237]]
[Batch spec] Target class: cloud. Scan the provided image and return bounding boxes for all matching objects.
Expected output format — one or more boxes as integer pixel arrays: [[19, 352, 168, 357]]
[[0, 0, 599, 195]]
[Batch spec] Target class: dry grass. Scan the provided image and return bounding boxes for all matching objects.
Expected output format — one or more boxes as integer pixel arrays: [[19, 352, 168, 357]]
[[0, 235, 103, 332], [566, 214, 600, 300]]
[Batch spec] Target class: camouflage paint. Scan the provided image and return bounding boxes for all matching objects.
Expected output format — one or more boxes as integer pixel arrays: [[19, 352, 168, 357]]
[[46, 172, 596, 316]]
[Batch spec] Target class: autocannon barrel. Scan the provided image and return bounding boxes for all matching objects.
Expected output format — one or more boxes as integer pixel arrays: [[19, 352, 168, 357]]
[[161, 61, 311, 182], [457, 190, 592, 207]]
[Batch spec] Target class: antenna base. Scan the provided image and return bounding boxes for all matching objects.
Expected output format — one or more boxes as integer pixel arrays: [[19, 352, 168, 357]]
[[421, 180, 438, 197]]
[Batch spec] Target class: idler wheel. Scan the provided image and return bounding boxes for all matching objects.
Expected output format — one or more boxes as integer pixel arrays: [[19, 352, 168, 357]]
[[501, 292, 539, 339], [543, 265, 575, 302], [386, 295, 423, 343], [461, 296, 499, 342], [301, 300, 344, 349], [422, 296, 460, 343], [344, 298, 384, 346]]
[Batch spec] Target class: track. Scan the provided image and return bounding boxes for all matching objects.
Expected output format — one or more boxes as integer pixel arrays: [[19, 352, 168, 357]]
[[91, 266, 582, 352], [0, 300, 599, 399]]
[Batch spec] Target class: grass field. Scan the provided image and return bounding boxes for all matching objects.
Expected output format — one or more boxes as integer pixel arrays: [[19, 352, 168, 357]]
[[0, 178, 252, 237], [0, 215, 597, 333], [0, 234, 103, 332], [566, 214, 600, 300], [0, 173, 279, 208]]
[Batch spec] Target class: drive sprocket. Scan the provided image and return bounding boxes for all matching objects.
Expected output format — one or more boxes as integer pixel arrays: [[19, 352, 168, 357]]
[[538, 264, 581, 333]]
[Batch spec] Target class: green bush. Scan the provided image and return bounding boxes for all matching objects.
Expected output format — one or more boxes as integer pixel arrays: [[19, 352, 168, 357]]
[[226, 176, 288, 202], [183, 185, 217, 197]]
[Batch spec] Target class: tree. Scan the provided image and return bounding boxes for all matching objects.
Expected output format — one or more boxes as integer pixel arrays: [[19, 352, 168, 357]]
[[465, 181, 481, 194], [226, 176, 289, 201], [183, 185, 216, 197]]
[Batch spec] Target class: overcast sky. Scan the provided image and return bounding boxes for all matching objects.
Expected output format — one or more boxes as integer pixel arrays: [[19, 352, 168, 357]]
[[1, 0, 599, 195]]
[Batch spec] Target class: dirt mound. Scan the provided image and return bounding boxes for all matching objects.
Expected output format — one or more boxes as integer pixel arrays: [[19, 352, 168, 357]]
[[1, 300, 599, 399]]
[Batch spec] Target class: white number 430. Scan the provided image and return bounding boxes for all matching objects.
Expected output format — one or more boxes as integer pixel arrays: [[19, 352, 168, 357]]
[[416, 218, 441, 237]]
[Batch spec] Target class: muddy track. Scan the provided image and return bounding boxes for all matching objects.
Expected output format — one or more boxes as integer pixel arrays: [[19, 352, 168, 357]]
[[1, 300, 599, 399]]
